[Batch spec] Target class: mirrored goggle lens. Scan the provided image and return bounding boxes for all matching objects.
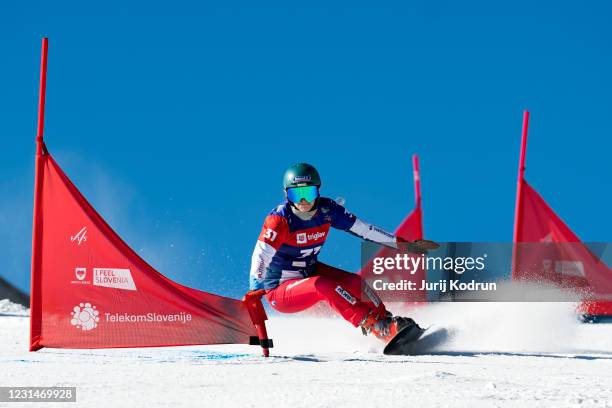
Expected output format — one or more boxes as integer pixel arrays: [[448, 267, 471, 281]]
[[287, 185, 319, 203]]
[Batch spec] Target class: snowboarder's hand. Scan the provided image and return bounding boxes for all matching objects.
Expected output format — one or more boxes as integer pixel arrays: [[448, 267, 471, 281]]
[[396, 237, 440, 254]]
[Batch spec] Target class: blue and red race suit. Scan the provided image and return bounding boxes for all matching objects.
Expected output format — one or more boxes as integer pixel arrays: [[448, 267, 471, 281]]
[[249, 197, 397, 291]]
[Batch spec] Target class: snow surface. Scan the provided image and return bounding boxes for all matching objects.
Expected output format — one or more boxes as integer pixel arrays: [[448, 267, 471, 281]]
[[0, 298, 29, 316], [2, 299, 612, 408]]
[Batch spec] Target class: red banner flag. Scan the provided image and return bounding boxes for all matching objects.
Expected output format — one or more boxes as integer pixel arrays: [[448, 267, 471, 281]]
[[30, 153, 258, 350], [395, 155, 424, 242], [395, 207, 423, 243], [512, 111, 612, 315], [513, 182, 611, 287], [359, 155, 426, 302]]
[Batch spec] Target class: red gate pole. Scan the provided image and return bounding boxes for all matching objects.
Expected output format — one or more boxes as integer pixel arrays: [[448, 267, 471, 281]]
[[411, 154, 424, 240], [35, 38, 48, 154], [243, 290, 272, 357], [30, 37, 49, 351], [412, 154, 421, 210], [511, 110, 530, 279]]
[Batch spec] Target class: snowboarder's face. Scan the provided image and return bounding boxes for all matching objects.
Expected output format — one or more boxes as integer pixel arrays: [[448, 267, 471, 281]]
[[294, 198, 315, 212]]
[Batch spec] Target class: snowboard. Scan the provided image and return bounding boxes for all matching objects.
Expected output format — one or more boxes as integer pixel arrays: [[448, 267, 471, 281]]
[[383, 325, 449, 356]]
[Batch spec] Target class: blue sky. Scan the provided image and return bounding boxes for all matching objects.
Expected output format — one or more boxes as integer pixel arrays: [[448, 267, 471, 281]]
[[1, 1, 610, 299]]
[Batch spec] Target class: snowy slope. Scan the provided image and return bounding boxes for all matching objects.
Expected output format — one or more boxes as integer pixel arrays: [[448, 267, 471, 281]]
[[0, 298, 29, 316], [1, 299, 612, 408]]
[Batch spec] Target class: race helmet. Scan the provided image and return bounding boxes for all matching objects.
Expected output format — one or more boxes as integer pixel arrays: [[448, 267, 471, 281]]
[[283, 163, 321, 204]]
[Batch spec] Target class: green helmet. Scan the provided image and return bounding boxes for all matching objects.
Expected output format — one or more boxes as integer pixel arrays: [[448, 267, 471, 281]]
[[283, 163, 321, 189]]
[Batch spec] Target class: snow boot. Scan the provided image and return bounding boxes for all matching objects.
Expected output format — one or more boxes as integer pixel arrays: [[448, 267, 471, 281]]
[[360, 311, 420, 343]]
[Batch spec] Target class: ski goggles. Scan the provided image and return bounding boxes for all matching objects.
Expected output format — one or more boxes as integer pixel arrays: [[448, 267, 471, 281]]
[[286, 185, 320, 203]]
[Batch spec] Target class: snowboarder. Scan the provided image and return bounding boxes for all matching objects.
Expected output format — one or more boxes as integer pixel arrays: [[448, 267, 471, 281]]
[[249, 163, 437, 343]]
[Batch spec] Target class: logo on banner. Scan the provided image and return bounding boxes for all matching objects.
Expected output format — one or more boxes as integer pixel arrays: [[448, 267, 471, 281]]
[[70, 302, 100, 331], [75, 268, 86, 280], [540, 233, 554, 243], [94, 268, 137, 291], [71, 267, 91, 285], [555, 260, 585, 278], [70, 227, 88, 245], [104, 312, 193, 324], [69, 302, 193, 330]]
